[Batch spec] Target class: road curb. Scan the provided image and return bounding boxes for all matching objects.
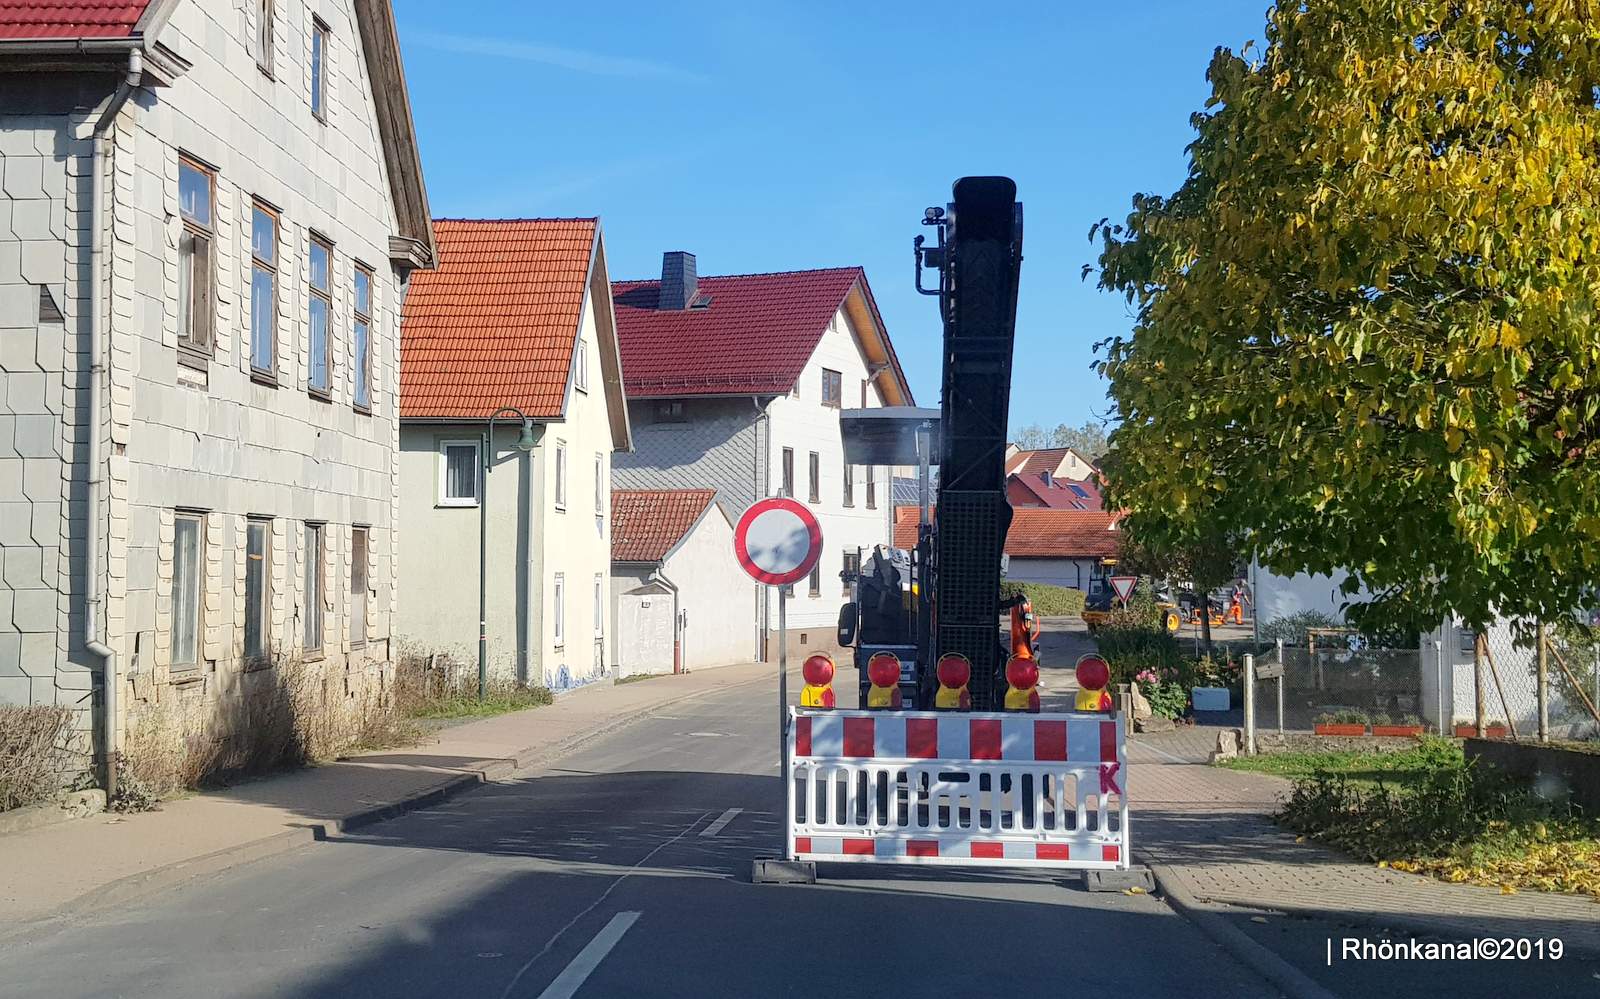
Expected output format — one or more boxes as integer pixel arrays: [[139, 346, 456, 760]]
[[18, 667, 773, 929], [1142, 855, 1341, 999]]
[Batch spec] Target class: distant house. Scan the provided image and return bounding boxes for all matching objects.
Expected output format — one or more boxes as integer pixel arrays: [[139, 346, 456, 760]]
[[1006, 471, 1103, 510], [1004, 445, 1098, 482], [612, 253, 913, 659], [397, 219, 630, 691], [610, 489, 749, 674], [895, 507, 1122, 593]]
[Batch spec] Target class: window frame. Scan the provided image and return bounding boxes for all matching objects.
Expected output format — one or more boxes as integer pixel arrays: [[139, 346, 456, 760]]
[[437, 439, 481, 507], [256, 0, 274, 77], [352, 262, 373, 413], [553, 572, 565, 648], [244, 517, 272, 666], [781, 447, 794, 498], [593, 574, 604, 638], [653, 399, 686, 423], [842, 551, 860, 597], [808, 560, 821, 598], [302, 521, 325, 656], [594, 453, 604, 516], [349, 525, 368, 649], [808, 451, 820, 504], [249, 200, 279, 382], [171, 511, 206, 671], [843, 460, 854, 507], [861, 378, 869, 408], [574, 337, 588, 393], [821, 368, 842, 409], [866, 464, 877, 510], [555, 440, 568, 511], [306, 234, 333, 398], [310, 16, 329, 121], [176, 156, 215, 366]]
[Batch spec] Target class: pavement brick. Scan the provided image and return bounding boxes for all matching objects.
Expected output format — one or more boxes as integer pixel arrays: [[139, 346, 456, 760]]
[[1127, 746, 1600, 952]]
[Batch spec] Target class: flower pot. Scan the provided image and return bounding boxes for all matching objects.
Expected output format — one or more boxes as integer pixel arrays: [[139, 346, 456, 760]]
[[1314, 723, 1367, 736], [1454, 723, 1510, 739], [1454, 723, 1477, 738], [1371, 724, 1424, 738], [1484, 725, 1509, 740]]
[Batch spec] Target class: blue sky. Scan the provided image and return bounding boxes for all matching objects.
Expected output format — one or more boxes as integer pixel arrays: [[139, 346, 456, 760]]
[[393, 1, 1270, 432]]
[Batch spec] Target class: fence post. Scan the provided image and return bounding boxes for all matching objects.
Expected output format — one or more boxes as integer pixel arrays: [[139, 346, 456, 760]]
[[1276, 637, 1285, 734], [1243, 653, 1256, 755], [1536, 623, 1549, 744], [1474, 631, 1487, 737], [1434, 638, 1446, 735]]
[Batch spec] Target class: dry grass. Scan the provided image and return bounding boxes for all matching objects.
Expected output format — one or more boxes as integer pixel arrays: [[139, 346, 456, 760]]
[[392, 655, 552, 720], [0, 705, 76, 812]]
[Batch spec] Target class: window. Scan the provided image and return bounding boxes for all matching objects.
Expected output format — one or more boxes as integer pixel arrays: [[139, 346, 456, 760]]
[[791, 379, 800, 399], [866, 465, 877, 509], [244, 518, 271, 664], [842, 551, 860, 596], [821, 368, 842, 409], [555, 441, 568, 510], [172, 512, 204, 669], [307, 236, 331, 396], [302, 523, 324, 653], [593, 574, 604, 638], [177, 158, 214, 360], [553, 573, 565, 647], [574, 337, 588, 392], [808, 451, 820, 504], [439, 440, 479, 506], [653, 399, 685, 423], [594, 454, 604, 516], [808, 561, 821, 598], [843, 460, 854, 507], [353, 265, 372, 411], [861, 378, 869, 408], [250, 202, 278, 377], [781, 448, 794, 498], [350, 526, 368, 647], [310, 18, 329, 120], [256, 0, 274, 76]]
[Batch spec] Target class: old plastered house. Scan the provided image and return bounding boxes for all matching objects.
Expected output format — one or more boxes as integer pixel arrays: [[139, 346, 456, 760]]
[[0, 0, 434, 786]]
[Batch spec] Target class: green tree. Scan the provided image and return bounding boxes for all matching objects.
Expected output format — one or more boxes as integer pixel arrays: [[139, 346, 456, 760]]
[[1115, 509, 1243, 655], [1091, 0, 1600, 633]]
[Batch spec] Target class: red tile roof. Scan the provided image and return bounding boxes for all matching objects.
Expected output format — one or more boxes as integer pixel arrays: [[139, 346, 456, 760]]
[[0, 1, 149, 38], [401, 219, 596, 420], [894, 506, 1120, 558], [611, 267, 864, 398], [1005, 447, 1095, 477], [611, 489, 717, 562], [1006, 472, 1103, 510]]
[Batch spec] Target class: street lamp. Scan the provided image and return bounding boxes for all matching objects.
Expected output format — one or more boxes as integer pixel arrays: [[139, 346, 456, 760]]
[[479, 407, 537, 700]]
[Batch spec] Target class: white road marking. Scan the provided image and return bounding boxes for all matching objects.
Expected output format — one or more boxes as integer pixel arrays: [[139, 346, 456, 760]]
[[698, 807, 743, 838], [533, 911, 641, 999]]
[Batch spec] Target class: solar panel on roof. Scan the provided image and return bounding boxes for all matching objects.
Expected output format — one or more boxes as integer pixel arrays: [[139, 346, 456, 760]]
[[1068, 484, 1090, 498]]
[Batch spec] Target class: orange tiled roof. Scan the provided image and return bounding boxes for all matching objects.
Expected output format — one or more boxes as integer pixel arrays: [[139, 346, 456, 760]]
[[401, 219, 596, 420], [612, 489, 717, 562], [894, 506, 1120, 558]]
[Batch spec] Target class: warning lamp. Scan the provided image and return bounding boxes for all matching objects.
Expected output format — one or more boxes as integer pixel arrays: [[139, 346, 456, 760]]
[[802, 653, 835, 687], [1005, 655, 1039, 692], [936, 653, 970, 690], [1074, 654, 1110, 693], [866, 652, 902, 690]]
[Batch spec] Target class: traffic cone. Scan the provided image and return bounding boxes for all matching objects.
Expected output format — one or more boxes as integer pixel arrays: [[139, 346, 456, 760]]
[[800, 653, 836, 708], [934, 653, 972, 710]]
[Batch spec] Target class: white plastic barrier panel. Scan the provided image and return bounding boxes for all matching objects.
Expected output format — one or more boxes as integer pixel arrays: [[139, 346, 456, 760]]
[[787, 708, 1129, 869]]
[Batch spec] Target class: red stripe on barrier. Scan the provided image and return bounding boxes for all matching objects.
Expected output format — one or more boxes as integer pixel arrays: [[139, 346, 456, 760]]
[[1034, 720, 1067, 761], [1036, 843, 1072, 861], [1102, 845, 1120, 863], [843, 717, 875, 758], [844, 838, 875, 856], [971, 842, 1004, 859], [1100, 720, 1118, 762], [970, 719, 1002, 760], [795, 716, 811, 757], [907, 840, 940, 858], [794, 837, 811, 854], [906, 718, 939, 759]]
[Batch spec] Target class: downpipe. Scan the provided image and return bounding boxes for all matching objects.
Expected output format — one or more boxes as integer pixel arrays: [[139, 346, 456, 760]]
[[650, 568, 682, 674], [85, 49, 143, 798]]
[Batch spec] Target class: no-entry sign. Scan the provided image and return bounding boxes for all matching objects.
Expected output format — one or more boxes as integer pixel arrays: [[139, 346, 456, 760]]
[[734, 497, 823, 587]]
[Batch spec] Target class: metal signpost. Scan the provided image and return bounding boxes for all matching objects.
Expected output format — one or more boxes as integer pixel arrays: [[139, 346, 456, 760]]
[[733, 498, 823, 869]]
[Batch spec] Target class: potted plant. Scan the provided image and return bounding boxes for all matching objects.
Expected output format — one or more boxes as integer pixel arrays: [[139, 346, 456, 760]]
[[1453, 721, 1477, 738], [1371, 713, 1424, 738], [1314, 710, 1368, 736], [1484, 720, 1509, 739], [1452, 720, 1511, 738]]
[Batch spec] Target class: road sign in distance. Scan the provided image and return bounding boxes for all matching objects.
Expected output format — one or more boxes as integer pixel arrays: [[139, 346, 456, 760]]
[[734, 497, 824, 587], [1109, 576, 1137, 603]]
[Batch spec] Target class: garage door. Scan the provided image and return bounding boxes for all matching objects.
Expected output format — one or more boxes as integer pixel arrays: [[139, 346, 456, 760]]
[[619, 591, 674, 676]]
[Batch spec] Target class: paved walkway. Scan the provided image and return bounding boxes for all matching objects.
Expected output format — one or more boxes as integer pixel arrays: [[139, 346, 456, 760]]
[[1128, 741, 1600, 952], [0, 663, 770, 930]]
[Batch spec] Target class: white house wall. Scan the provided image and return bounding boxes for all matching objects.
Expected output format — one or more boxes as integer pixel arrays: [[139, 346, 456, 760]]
[[1004, 557, 1102, 592], [660, 505, 752, 669]]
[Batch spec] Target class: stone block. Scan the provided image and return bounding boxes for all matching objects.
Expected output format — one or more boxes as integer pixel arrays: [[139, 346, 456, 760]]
[[0, 241, 19, 283], [11, 587, 55, 630], [0, 459, 21, 500], [20, 458, 58, 501], [8, 199, 54, 241], [0, 674, 30, 706], [19, 240, 64, 284], [1, 155, 44, 199], [13, 415, 57, 458], [3, 545, 43, 588], [6, 370, 46, 414], [0, 501, 31, 544], [0, 284, 34, 327], [0, 630, 19, 674]]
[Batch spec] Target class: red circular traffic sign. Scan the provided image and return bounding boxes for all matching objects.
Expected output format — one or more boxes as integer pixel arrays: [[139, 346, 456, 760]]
[[733, 497, 823, 587]]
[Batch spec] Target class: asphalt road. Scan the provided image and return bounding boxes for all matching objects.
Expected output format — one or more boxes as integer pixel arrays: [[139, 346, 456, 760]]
[[2, 677, 1280, 999]]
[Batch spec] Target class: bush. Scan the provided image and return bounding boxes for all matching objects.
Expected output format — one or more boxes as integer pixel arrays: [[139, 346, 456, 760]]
[[0, 705, 76, 812], [1097, 598, 1185, 686], [999, 580, 1086, 617]]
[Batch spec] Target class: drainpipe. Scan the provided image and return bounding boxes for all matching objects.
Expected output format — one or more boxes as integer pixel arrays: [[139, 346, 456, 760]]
[[751, 395, 768, 661], [85, 49, 144, 798], [649, 567, 682, 674]]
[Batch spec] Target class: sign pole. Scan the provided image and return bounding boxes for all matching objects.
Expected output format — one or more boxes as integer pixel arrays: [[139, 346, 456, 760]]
[[778, 585, 791, 861]]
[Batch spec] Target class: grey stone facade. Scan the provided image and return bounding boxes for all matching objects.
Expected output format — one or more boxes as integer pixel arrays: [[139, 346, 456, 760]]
[[612, 397, 769, 519]]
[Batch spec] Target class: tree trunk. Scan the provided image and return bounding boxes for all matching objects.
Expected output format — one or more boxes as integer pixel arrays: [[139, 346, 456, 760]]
[[1200, 602, 1213, 659]]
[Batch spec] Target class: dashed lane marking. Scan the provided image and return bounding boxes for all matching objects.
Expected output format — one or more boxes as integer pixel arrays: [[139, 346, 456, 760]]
[[698, 808, 743, 838]]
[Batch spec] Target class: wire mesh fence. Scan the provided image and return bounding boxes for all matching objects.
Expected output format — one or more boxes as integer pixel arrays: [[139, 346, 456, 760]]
[[1443, 621, 1600, 743], [1246, 630, 1425, 733]]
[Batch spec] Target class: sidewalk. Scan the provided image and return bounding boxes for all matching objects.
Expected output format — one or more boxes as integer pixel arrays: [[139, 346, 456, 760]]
[[0, 663, 770, 931], [1128, 741, 1600, 954]]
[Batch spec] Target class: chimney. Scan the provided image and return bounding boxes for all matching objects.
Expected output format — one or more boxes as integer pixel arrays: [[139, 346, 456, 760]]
[[660, 251, 697, 310]]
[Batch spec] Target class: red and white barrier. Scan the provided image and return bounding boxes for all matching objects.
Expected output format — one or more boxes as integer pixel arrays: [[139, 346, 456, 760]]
[[787, 708, 1129, 870]]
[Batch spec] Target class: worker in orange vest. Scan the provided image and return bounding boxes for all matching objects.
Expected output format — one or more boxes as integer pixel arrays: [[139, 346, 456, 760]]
[[1002, 593, 1040, 661]]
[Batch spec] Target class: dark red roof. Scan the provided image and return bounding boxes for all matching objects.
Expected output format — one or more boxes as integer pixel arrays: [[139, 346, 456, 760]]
[[401, 219, 596, 420], [1007, 472, 1103, 510], [612, 267, 864, 398], [611, 489, 718, 562], [0, 1, 149, 38], [894, 506, 1120, 558]]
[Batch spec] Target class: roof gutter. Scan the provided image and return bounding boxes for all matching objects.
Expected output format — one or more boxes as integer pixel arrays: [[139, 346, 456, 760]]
[[84, 47, 144, 800]]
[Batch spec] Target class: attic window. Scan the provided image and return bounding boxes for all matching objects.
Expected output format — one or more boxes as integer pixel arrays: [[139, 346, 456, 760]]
[[37, 286, 63, 323], [689, 293, 713, 309], [653, 400, 686, 423]]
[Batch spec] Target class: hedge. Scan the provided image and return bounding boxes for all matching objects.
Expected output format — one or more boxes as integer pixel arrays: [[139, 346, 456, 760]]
[[998, 581, 1086, 617]]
